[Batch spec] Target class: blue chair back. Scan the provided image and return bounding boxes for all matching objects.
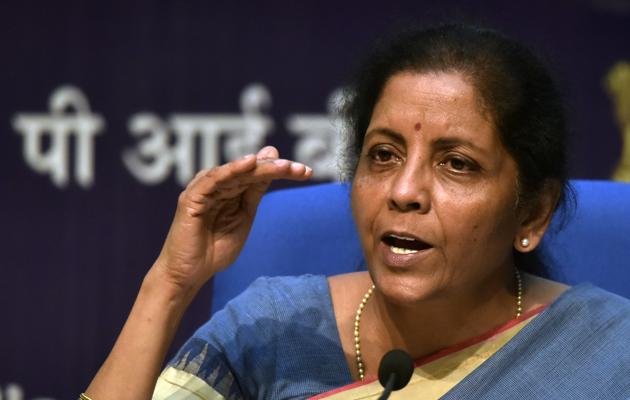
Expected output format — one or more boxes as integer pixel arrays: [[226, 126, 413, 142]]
[[211, 180, 630, 313], [542, 180, 630, 295]]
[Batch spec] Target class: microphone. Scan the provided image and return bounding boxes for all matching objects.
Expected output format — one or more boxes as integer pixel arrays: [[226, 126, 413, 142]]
[[377, 349, 414, 400]]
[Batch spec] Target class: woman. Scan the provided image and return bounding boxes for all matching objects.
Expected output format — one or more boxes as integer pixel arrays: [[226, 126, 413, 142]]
[[83, 25, 630, 399]]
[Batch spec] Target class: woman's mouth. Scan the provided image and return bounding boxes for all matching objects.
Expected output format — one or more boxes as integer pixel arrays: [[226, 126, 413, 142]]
[[382, 233, 432, 254], [379, 232, 434, 268]]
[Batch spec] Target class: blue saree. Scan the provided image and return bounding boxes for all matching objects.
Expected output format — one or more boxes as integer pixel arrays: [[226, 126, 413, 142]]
[[153, 275, 630, 399]]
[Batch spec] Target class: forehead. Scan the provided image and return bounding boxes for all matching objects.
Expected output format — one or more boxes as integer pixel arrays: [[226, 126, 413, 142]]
[[368, 71, 499, 146]]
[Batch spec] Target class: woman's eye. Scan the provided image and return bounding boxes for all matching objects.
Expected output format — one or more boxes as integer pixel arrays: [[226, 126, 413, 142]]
[[440, 156, 477, 172], [368, 147, 397, 163], [449, 158, 467, 170]]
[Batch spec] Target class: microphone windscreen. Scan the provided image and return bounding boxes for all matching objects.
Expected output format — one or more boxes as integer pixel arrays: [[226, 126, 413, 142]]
[[377, 349, 414, 390]]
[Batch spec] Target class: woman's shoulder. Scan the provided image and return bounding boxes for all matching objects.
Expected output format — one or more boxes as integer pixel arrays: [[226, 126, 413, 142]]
[[165, 274, 352, 399], [234, 272, 370, 314], [535, 279, 630, 353], [526, 273, 630, 319], [221, 274, 333, 318], [247, 273, 330, 292], [193, 273, 346, 357], [556, 281, 630, 316], [229, 273, 372, 325]]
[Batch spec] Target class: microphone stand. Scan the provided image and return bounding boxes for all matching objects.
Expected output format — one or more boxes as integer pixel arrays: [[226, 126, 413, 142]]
[[378, 373, 397, 400]]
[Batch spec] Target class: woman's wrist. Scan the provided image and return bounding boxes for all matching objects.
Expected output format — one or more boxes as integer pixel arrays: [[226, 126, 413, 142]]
[[141, 265, 201, 312]]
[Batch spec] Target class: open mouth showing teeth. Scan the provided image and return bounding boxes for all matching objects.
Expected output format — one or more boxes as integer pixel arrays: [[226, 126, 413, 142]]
[[382, 233, 432, 255]]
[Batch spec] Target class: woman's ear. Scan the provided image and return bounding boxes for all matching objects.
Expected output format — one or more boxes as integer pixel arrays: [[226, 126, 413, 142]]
[[514, 181, 562, 253]]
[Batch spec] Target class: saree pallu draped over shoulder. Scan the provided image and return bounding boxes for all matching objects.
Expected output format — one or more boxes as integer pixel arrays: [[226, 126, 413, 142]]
[[316, 284, 630, 399], [311, 306, 544, 399], [153, 276, 630, 400]]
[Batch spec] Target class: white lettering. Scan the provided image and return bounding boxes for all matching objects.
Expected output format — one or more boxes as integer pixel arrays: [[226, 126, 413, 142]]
[[12, 86, 105, 188], [287, 88, 344, 181], [122, 113, 173, 185], [123, 84, 273, 186]]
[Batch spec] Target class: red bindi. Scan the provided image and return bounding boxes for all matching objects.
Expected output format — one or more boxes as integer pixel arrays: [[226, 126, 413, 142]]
[[414, 122, 422, 131]]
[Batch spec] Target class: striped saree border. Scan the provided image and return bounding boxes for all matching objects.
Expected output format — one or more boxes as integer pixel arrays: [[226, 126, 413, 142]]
[[311, 305, 546, 400], [153, 366, 226, 400]]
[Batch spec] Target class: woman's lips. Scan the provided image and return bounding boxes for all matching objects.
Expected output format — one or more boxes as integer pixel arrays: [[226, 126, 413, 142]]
[[378, 238, 434, 268]]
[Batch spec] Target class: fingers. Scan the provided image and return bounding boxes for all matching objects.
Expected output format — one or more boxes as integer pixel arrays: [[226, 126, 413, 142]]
[[239, 146, 281, 212], [209, 158, 311, 190], [207, 151, 311, 189], [199, 159, 311, 203], [249, 158, 312, 181], [240, 157, 311, 213], [256, 145, 279, 160], [180, 148, 312, 216]]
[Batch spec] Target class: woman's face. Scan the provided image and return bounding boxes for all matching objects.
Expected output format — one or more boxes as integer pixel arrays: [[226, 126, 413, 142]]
[[351, 71, 522, 305]]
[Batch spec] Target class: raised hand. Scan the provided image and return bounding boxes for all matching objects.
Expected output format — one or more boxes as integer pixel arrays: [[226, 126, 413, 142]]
[[153, 146, 312, 293]]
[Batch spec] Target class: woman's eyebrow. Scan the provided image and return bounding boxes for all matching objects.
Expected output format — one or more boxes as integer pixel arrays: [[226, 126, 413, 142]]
[[432, 137, 489, 156], [364, 127, 405, 144]]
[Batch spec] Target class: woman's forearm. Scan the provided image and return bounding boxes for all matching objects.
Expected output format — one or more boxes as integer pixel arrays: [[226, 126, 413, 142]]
[[83, 148, 309, 399], [84, 267, 198, 400]]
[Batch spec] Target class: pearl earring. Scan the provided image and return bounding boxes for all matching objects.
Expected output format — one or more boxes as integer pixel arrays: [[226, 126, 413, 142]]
[[521, 238, 530, 247]]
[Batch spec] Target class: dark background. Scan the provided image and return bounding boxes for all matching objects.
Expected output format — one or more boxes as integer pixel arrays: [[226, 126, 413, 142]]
[[0, 1, 628, 398]]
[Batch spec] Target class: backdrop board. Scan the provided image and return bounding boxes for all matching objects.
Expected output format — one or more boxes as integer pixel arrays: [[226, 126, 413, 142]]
[[0, 1, 628, 399]]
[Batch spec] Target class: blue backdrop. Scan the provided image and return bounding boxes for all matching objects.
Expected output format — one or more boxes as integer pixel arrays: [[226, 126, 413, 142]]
[[0, 1, 628, 398]]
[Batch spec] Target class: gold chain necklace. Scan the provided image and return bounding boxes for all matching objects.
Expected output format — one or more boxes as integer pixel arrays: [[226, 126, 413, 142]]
[[353, 269, 523, 380]]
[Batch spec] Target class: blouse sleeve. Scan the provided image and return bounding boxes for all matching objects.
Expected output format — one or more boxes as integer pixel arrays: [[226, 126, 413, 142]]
[[153, 338, 243, 400], [152, 276, 283, 400], [152, 274, 345, 400]]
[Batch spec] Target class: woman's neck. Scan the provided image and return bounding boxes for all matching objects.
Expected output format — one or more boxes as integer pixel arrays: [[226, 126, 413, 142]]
[[364, 270, 517, 361]]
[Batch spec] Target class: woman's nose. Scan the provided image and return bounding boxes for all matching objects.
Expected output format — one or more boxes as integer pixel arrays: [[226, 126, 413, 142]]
[[387, 164, 431, 213]]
